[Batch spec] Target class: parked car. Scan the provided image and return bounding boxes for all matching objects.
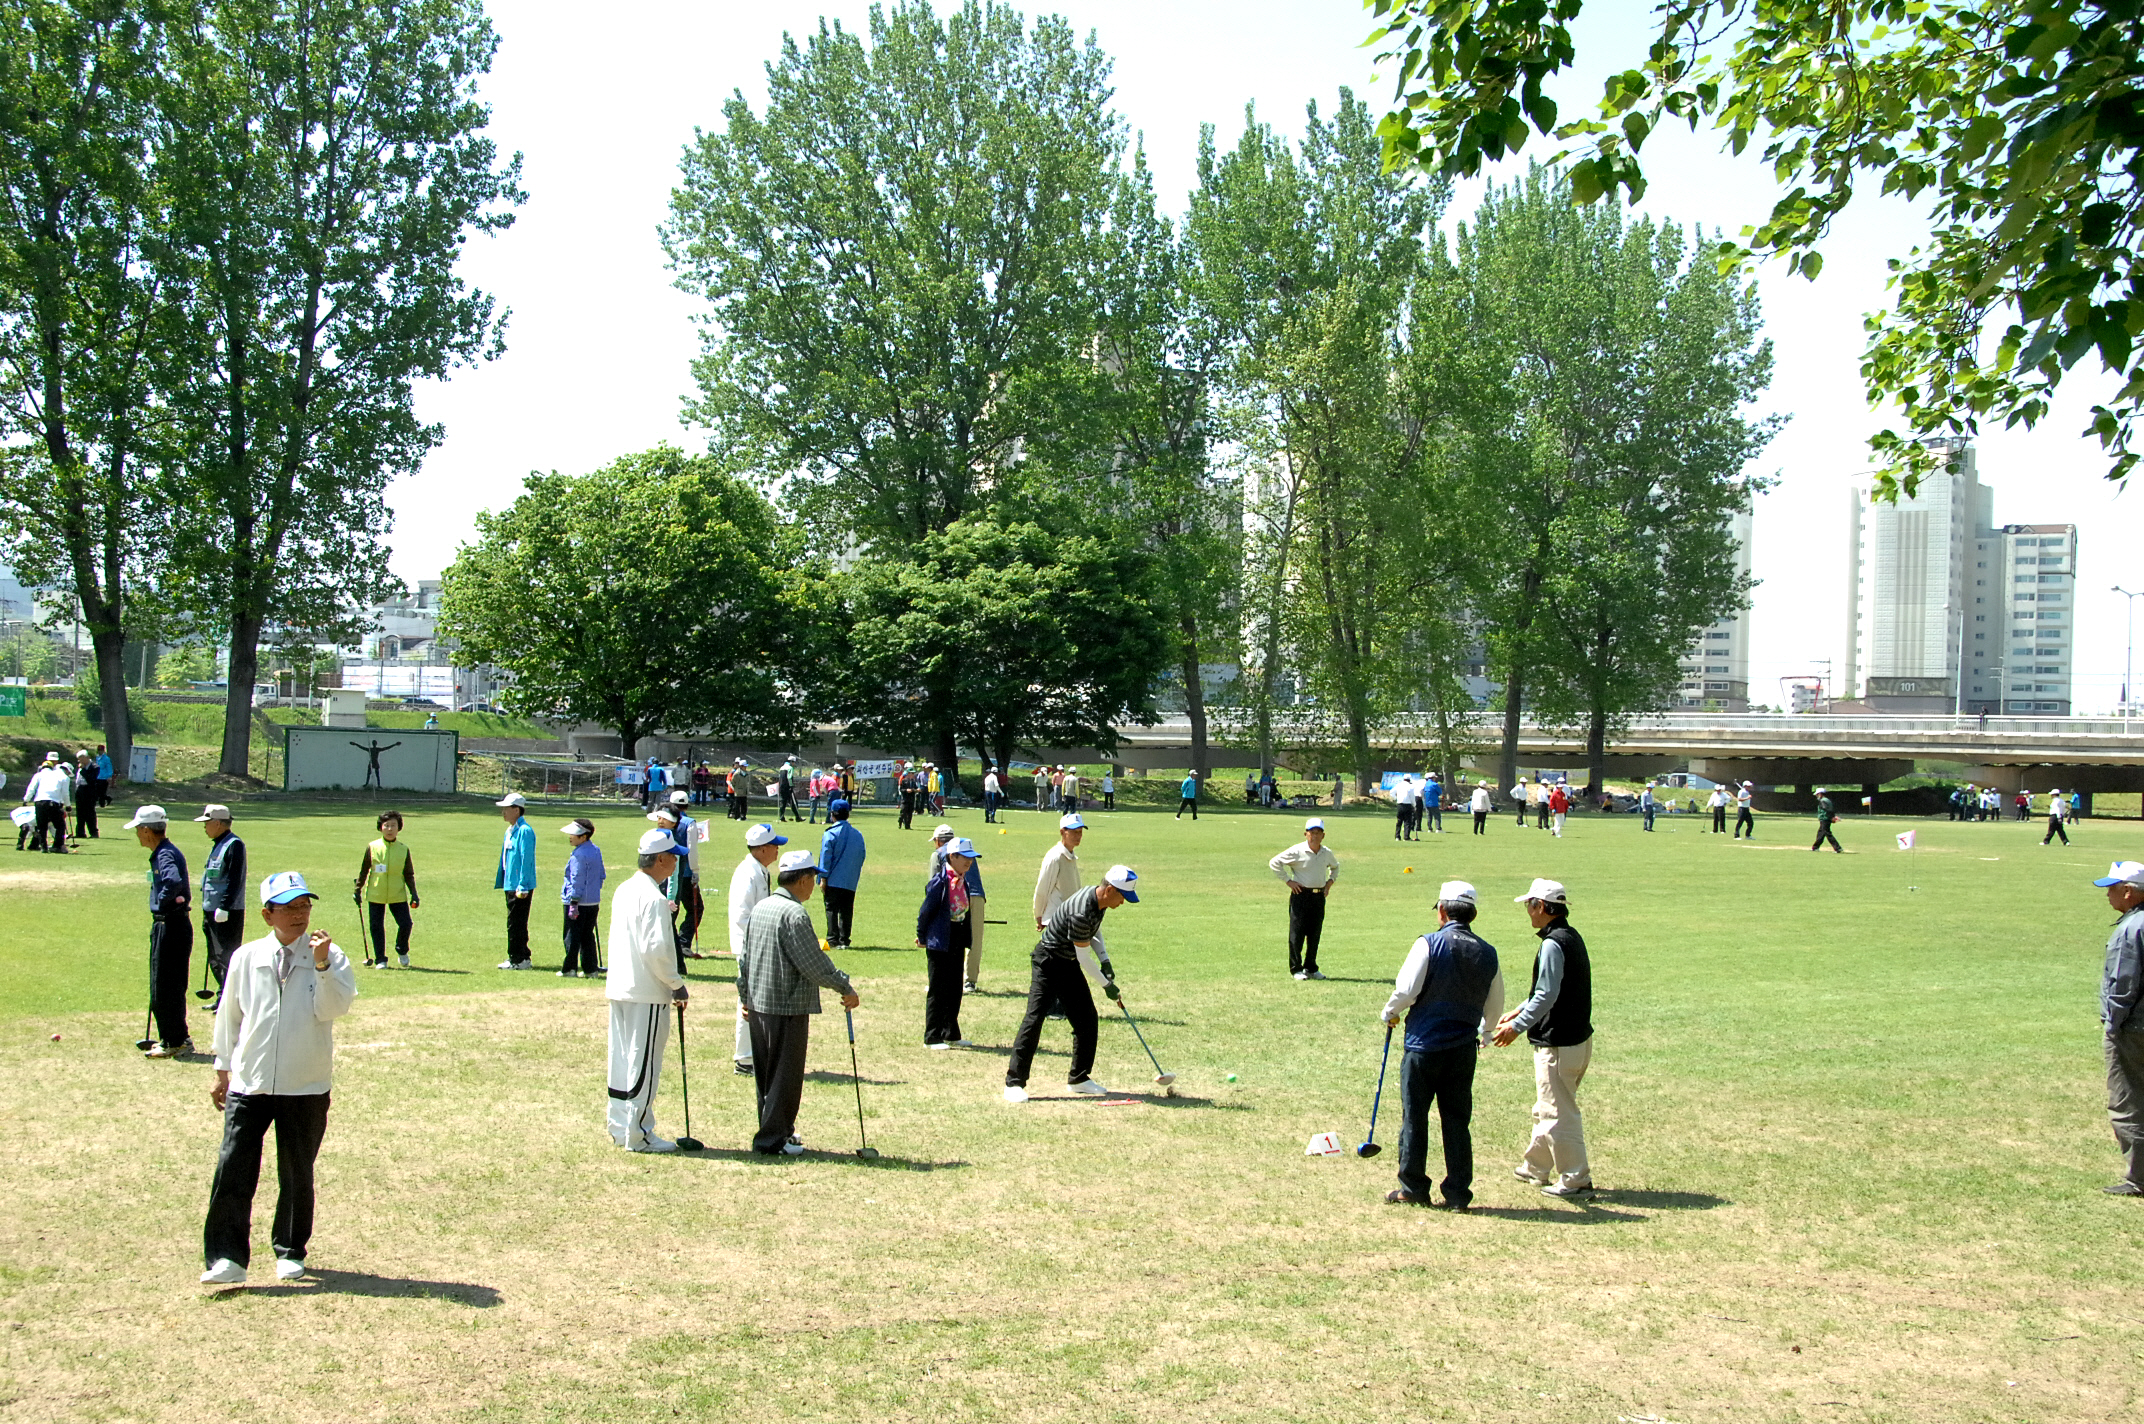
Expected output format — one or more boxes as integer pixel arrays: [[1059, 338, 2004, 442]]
[[399, 696, 444, 708], [457, 701, 498, 713]]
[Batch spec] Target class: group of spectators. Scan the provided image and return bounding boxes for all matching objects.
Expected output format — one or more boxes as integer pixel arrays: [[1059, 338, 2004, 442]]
[[13, 744, 114, 853], [1951, 784, 2082, 824]]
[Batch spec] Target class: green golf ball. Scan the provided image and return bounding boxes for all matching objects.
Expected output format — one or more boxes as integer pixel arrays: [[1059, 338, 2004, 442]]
[[1225, 1073, 1238, 1082]]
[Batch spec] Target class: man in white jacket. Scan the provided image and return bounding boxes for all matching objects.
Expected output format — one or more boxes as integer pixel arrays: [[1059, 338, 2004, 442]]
[[728, 822, 786, 1074], [199, 871, 358, 1286], [608, 828, 690, 1152]]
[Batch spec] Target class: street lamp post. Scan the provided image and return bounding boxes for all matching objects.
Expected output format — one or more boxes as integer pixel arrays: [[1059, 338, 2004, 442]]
[[2116, 586, 2142, 721]]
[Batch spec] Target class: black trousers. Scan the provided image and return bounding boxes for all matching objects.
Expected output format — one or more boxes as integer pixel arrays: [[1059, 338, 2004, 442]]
[[1394, 805, 1412, 840], [73, 786, 98, 838], [366, 901, 413, 961], [1536, 801, 1550, 829], [1471, 811, 1487, 834], [1287, 892, 1326, 975], [1712, 806, 1727, 832], [747, 1012, 811, 1152], [1176, 797, 1198, 820], [778, 787, 800, 821], [150, 912, 194, 1047], [1812, 823, 1842, 852], [1103, 791, 1114, 809], [730, 792, 747, 821], [1006, 956, 1099, 1087], [924, 947, 966, 1043], [1396, 1043, 1477, 1205], [823, 887, 856, 947], [202, 1091, 330, 1268], [1733, 807, 1754, 838], [677, 874, 703, 949], [984, 791, 1000, 822], [899, 790, 916, 829], [2043, 814, 2070, 845], [562, 904, 599, 972], [31, 800, 66, 852], [504, 893, 532, 962], [202, 913, 243, 1006]]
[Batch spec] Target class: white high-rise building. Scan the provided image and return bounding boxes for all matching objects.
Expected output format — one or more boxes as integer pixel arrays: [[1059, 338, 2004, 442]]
[[1674, 508, 1752, 710], [1842, 439, 2074, 713]]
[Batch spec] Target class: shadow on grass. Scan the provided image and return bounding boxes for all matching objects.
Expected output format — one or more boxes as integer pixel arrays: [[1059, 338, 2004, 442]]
[[801, 1070, 905, 1087], [1466, 1189, 1729, 1224], [1295, 976, 1386, 985], [388, 966, 469, 976], [672, 1145, 972, 1171], [1465, 1203, 1651, 1223], [223, 1268, 502, 1305]]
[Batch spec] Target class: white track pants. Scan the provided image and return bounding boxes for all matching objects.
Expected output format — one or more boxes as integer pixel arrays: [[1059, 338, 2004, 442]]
[[607, 1000, 671, 1148], [735, 998, 753, 1064]]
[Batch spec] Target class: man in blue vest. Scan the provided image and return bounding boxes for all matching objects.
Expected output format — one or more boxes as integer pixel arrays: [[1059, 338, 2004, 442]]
[[1380, 880, 1503, 1209], [817, 799, 866, 950], [195, 803, 247, 1007], [1494, 877, 1597, 1197]]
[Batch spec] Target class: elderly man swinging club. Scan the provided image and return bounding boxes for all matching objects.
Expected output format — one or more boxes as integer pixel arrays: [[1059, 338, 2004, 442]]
[[1004, 865, 1142, 1102], [605, 828, 691, 1153], [739, 849, 861, 1155]]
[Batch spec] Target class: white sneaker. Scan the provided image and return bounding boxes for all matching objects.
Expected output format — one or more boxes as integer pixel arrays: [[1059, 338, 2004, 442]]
[[397, 954, 409, 968], [1003, 1085, 1028, 1104], [928, 1042, 951, 1051], [557, 969, 575, 977], [1069, 1078, 1109, 1096], [962, 980, 977, 992], [496, 960, 517, 970], [1541, 1179, 1595, 1198], [274, 1258, 306, 1281], [200, 1259, 245, 1285], [146, 1040, 192, 1059], [1291, 972, 1308, 981], [780, 1140, 806, 1155], [1306, 971, 1327, 980], [631, 1137, 679, 1154]]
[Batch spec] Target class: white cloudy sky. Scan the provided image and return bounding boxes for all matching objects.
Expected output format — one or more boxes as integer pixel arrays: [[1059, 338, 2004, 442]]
[[397, 0, 2144, 714]]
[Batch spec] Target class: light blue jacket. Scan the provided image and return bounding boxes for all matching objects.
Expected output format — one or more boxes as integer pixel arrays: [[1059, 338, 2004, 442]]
[[819, 820, 866, 891], [1180, 776, 1198, 800], [495, 818, 537, 892], [561, 839, 605, 905]]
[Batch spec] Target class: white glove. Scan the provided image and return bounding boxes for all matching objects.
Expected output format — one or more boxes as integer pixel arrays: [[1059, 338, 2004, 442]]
[[213, 909, 228, 923]]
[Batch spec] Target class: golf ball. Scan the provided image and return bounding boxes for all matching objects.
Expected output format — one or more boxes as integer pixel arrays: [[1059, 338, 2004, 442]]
[[49, 1033, 59, 1042]]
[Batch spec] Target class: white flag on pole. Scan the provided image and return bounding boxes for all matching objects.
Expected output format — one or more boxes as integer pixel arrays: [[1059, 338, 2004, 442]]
[[1896, 830, 1917, 850]]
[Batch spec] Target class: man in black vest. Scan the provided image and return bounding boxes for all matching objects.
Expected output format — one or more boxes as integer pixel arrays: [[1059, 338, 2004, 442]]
[[1493, 877, 1595, 1197], [195, 803, 248, 1007], [1380, 879, 1504, 1210]]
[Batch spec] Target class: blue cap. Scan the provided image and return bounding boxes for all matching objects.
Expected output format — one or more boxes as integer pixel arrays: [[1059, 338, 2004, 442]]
[[260, 870, 318, 905], [830, 798, 851, 816]]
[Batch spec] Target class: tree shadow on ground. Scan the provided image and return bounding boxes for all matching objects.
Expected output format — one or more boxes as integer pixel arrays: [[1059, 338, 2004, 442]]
[[219, 1268, 501, 1305]]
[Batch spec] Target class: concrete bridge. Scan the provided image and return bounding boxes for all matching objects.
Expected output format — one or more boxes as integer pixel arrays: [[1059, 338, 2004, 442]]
[[1109, 713, 2144, 795]]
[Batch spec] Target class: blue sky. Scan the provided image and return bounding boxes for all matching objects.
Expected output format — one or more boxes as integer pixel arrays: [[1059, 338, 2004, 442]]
[[399, 0, 2144, 713]]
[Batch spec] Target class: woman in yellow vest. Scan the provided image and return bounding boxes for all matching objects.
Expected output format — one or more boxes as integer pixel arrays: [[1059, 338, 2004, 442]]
[[353, 809, 421, 967]]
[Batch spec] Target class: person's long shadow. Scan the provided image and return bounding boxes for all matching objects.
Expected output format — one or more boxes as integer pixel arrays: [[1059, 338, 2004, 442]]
[[222, 1269, 501, 1305], [1465, 1189, 1729, 1225], [802, 1070, 904, 1086], [671, 1145, 971, 1171], [395, 966, 469, 976]]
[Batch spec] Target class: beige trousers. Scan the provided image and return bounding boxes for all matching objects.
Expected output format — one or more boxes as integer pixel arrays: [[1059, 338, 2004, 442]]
[[1521, 1038, 1593, 1187], [963, 896, 987, 984]]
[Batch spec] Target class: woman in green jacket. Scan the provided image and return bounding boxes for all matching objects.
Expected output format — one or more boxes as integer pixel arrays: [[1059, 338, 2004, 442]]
[[354, 810, 421, 967]]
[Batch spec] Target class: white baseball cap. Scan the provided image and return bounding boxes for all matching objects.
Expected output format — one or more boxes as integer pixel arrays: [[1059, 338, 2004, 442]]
[[1438, 880, 1477, 905], [669, 789, 690, 805], [950, 836, 979, 857], [744, 823, 787, 848], [1514, 877, 1569, 905], [1304, 817, 1326, 831], [2093, 861, 2144, 888], [194, 804, 233, 823], [932, 823, 955, 840], [1059, 813, 1086, 830], [122, 805, 168, 829], [777, 848, 820, 876], [260, 870, 317, 905], [1103, 864, 1140, 902], [495, 792, 526, 808], [637, 828, 678, 856]]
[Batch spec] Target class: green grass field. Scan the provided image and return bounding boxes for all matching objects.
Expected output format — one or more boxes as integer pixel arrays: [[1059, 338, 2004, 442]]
[[1, 796, 2138, 1422]]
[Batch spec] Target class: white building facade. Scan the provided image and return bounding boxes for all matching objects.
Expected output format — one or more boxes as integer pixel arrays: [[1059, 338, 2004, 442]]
[[1674, 507, 1753, 710]]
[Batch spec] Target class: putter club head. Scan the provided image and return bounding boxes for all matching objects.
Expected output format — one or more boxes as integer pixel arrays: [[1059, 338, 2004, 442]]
[[676, 1136, 705, 1152], [194, 989, 217, 1001], [134, 1039, 156, 1051], [1356, 1142, 1383, 1158], [856, 1146, 880, 1160]]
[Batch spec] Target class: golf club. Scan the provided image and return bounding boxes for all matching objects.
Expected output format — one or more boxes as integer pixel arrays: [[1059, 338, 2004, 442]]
[[672, 1003, 704, 1152], [134, 1004, 155, 1052], [844, 1007, 879, 1160], [194, 940, 217, 1001], [1109, 988, 1175, 1094], [354, 898, 371, 967], [1358, 1023, 1393, 1158]]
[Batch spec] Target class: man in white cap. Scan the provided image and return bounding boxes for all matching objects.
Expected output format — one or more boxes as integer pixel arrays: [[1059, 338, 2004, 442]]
[[728, 822, 787, 1074], [777, 757, 801, 822], [494, 793, 537, 969], [1469, 781, 1493, 834], [1493, 878, 1596, 1197], [1733, 780, 1755, 839], [739, 848, 860, 1153], [195, 804, 247, 1003], [128, 804, 195, 1056], [198, 870, 358, 1285], [1032, 812, 1092, 1011], [1380, 880, 1503, 1209], [1270, 817, 1340, 981], [2042, 790, 2071, 847], [1060, 765, 1080, 815], [1393, 774, 1417, 842], [606, 828, 690, 1152], [983, 763, 1003, 822], [1004, 865, 1139, 1101], [660, 789, 704, 957], [21, 750, 72, 854], [2093, 860, 2144, 1195]]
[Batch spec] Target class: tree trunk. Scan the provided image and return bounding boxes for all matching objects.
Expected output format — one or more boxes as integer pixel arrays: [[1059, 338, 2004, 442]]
[[1498, 569, 1543, 791], [619, 716, 641, 760], [218, 612, 264, 777], [93, 633, 132, 784], [934, 726, 958, 796], [1585, 704, 1607, 797], [1178, 614, 1209, 780]]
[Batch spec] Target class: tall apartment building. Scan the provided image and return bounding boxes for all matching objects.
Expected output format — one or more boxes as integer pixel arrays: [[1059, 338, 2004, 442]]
[[1842, 439, 2074, 714], [1674, 507, 1753, 710]]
